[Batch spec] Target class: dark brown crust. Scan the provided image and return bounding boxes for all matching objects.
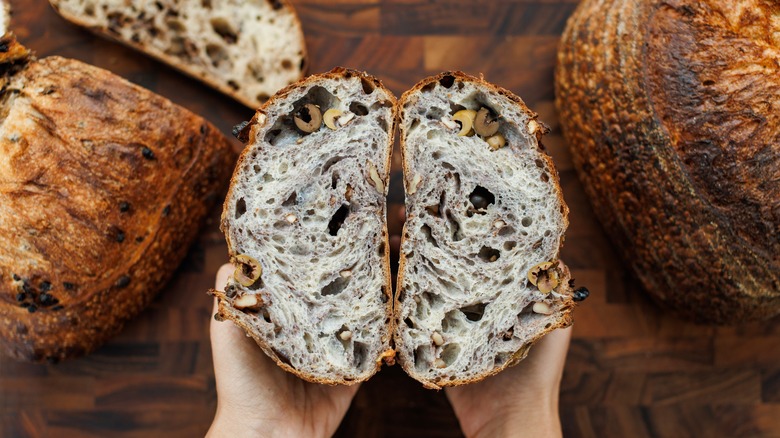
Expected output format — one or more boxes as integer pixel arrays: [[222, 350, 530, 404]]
[[555, 0, 780, 323], [396, 71, 574, 389], [47, 0, 308, 108], [0, 42, 236, 362], [213, 68, 397, 385]]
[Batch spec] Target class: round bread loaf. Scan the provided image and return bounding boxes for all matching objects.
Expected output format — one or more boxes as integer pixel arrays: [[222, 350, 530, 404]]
[[555, 0, 780, 323]]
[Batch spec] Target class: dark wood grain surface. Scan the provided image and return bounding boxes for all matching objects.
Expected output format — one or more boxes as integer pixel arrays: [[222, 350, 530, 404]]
[[3, 0, 779, 437]]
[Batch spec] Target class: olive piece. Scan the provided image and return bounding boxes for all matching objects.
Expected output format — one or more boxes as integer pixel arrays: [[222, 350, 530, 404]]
[[234, 254, 262, 287], [293, 104, 322, 133], [474, 107, 499, 137], [573, 287, 590, 302]]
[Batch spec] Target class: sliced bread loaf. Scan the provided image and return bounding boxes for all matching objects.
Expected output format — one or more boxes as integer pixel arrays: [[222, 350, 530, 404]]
[[211, 68, 396, 384], [395, 72, 577, 389], [49, 0, 307, 108]]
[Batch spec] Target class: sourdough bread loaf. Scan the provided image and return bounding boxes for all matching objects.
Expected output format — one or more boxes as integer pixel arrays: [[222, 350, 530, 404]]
[[395, 72, 576, 389], [212, 68, 396, 384], [48, 0, 307, 108], [0, 35, 236, 362], [556, 0, 780, 323]]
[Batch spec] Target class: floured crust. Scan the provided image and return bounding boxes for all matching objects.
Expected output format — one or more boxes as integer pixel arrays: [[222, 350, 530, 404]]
[[0, 35, 236, 362], [213, 68, 396, 385], [395, 71, 575, 389]]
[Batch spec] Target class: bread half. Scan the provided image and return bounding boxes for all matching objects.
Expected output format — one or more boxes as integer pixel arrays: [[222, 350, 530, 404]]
[[395, 72, 575, 389], [48, 0, 307, 108], [212, 68, 396, 384]]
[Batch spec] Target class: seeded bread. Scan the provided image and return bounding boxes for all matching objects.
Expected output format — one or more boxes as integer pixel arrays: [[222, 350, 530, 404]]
[[0, 35, 236, 362], [395, 72, 576, 389], [211, 68, 396, 384], [48, 0, 307, 108]]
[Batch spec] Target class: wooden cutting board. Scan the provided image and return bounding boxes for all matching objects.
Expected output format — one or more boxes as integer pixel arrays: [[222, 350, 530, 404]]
[[3, 1, 780, 437]]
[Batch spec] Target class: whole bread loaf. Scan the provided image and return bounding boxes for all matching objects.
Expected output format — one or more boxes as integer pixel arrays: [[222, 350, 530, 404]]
[[556, 0, 780, 323], [48, 0, 307, 108], [212, 68, 396, 384], [0, 35, 236, 362], [395, 72, 577, 389]]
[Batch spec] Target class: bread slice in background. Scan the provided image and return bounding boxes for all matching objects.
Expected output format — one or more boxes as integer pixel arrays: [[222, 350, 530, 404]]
[[48, 0, 307, 108], [212, 68, 396, 384], [395, 72, 575, 389], [0, 34, 236, 362]]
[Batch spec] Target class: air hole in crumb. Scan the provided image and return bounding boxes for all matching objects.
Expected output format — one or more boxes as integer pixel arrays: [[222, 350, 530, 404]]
[[494, 353, 509, 366], [85, 4, 96, 15], [322, 275, 350, 296], [521, 217, 533, 227], [253, 164, 261, 173], [441, 162, 455, 171], [257, 93, 270, 102], [449, 102, 466, 115], [304, 333, 314, 353], [235, 198, 246, 218], [460, 303, 486, 322], [404, 317, 414, 328], [501, 277, 513, 285], [354, 342, 368, 368], [206, 44, 230, 68], [478, 246, 500, 262], [421, 82, 436, 93], [421, 224, 438, 247], [281, 59, 293, 70], [503, 241, 517, 251], [440, 343, 460, 365], [202, 0, 212, 7], [210, 17, 237, 43], [378, 241, 386, 255], [544, 230, 552, 237], [499, 226, 514, 237], [439, 75, 455, 88], [469, 186, 495, 211], [535, 159, 544, 168], [322, 156, 343, 174], [282, 192, 297, 206], [331, 172, 339, 189], [349, 102, 369, 116], [361, 77, 375, 94], [541, 173, 549, 182], [409, 119, 421, 132], [328, 205, 349, 236]]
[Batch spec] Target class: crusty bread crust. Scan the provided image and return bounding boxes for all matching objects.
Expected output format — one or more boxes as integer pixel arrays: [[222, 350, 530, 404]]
[[48, 0, 307, 108], [213, 68, 396, 385], [0, 35, 236, 362], [556, 0, 780, 323], [395, 71, 574, 389]]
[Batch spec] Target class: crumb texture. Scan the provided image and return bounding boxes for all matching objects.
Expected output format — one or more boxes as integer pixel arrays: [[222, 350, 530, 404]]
[[50, 0, 306, 107], [220, 70, 395, 382], [396, 73, 572, 387]]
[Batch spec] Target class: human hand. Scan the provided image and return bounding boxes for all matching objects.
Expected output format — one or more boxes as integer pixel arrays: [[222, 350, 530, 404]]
[[207, 264, 359, 438], [445, 327, 572, 438]]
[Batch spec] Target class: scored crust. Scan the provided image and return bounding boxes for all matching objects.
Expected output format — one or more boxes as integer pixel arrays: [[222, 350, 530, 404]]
[[395, 71, 576, 389], [212, 68, 396, 385], [48, 0, 307, 108], [0, 35, 236, 362]]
